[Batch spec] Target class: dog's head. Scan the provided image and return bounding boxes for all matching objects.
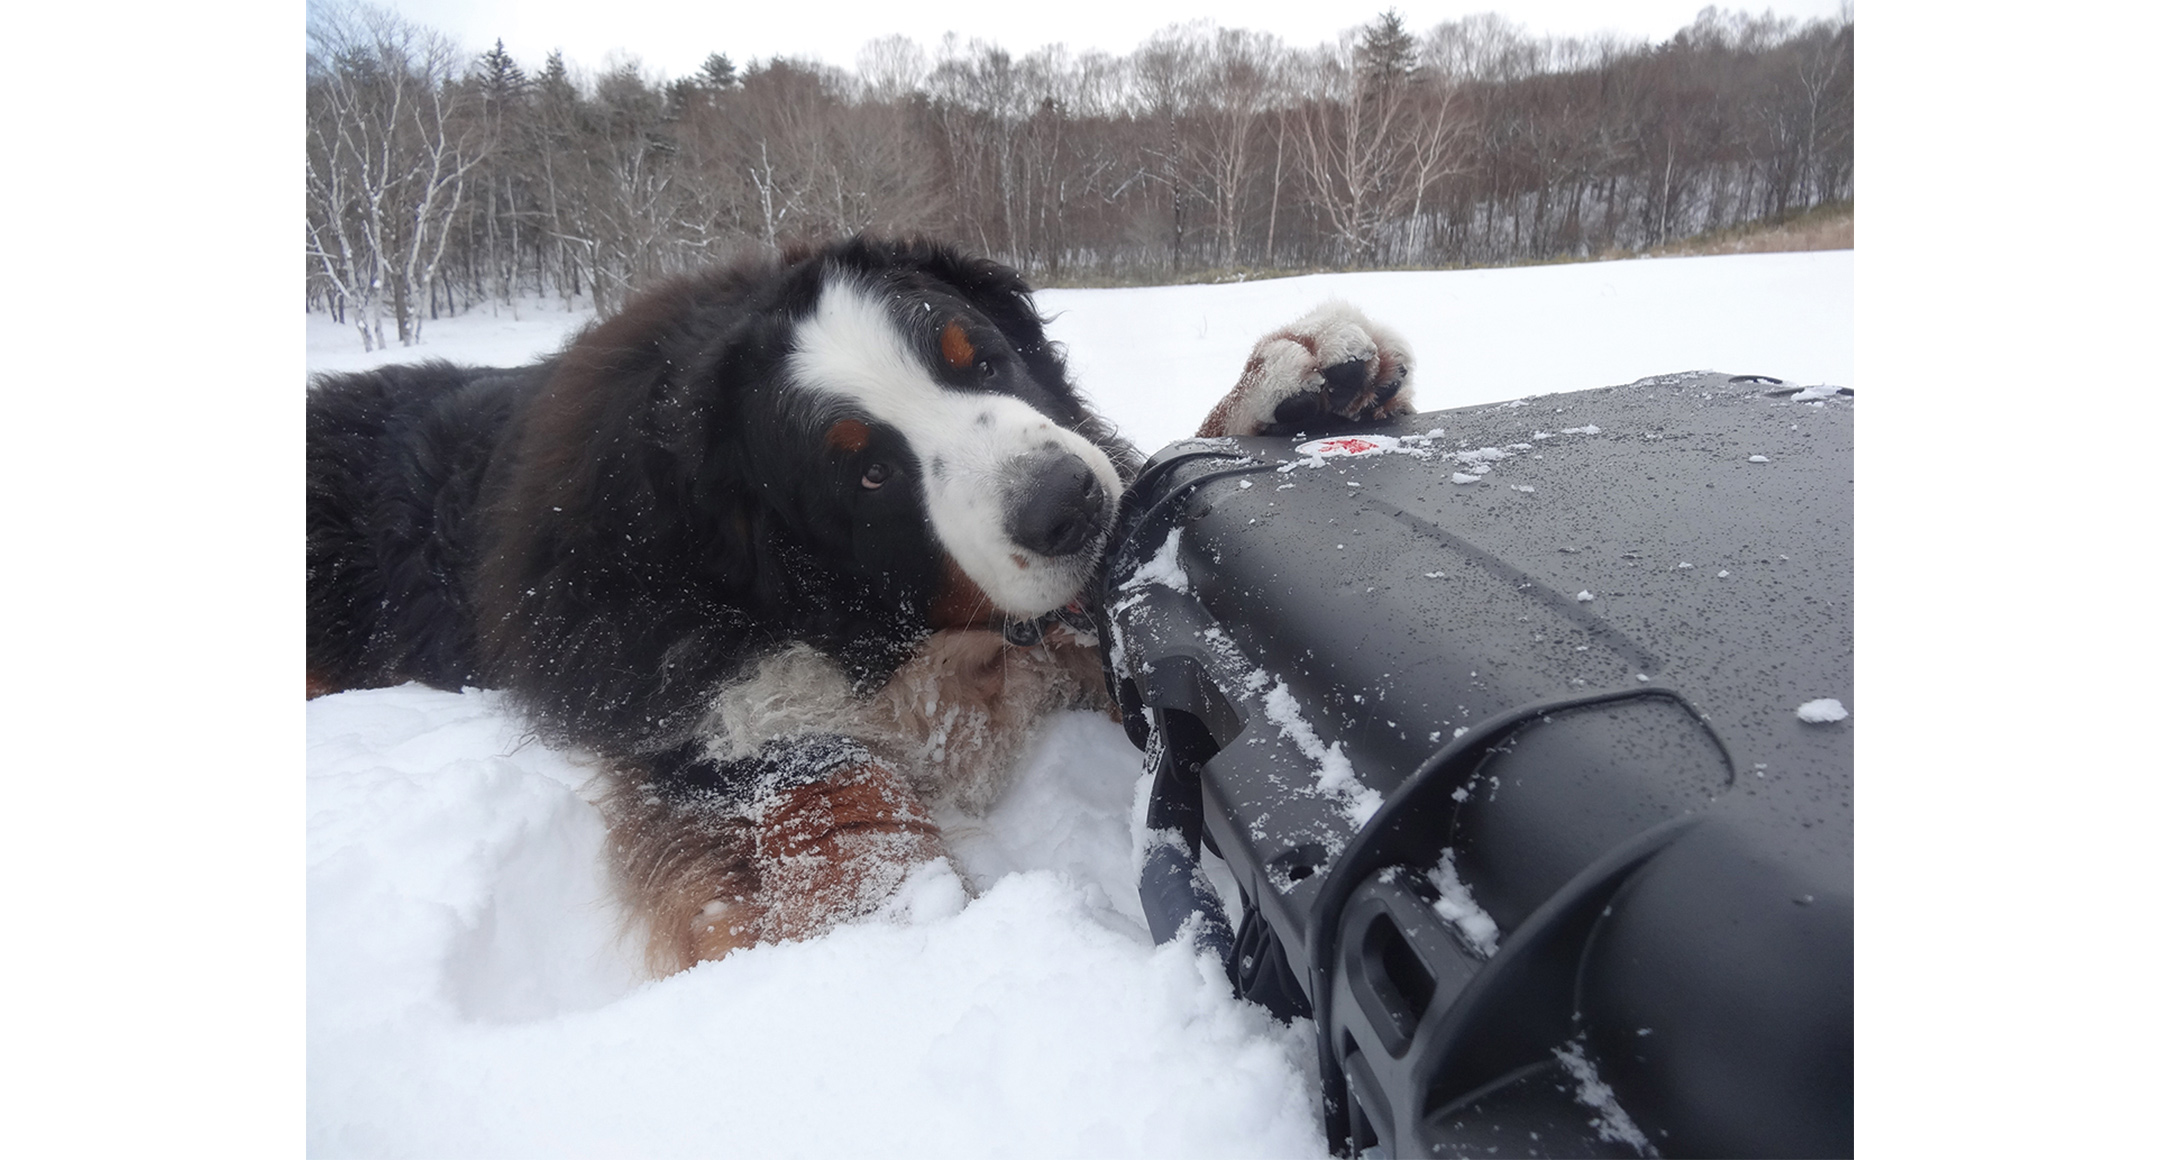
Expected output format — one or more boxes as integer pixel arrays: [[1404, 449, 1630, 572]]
[[778, 244, 1126, 624], [478, 239, 1132, 746]]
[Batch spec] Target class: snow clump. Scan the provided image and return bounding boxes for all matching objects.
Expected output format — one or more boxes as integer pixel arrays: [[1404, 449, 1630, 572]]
[[1125, 526, 1190, 595], [1554, 1037, 1655, 1154], [1426, 848, 1500, 958], [1796, 698, 1849, 723], [1261, 679, 1384, 827]]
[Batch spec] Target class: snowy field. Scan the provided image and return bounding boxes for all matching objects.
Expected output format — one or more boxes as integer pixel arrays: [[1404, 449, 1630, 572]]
[[309, 251, 1854, 457], [307, 251, 1851, 1157]]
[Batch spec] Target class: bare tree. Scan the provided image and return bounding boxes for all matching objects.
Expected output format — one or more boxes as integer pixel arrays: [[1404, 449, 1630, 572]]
[[305, 2, 485, 348], [1134, 26, 1206, 271], [1191, 28, 1284, 267], [857, 35, 928, 103], [578, 61, 682, 313], [1292, 13, 1468, 265]]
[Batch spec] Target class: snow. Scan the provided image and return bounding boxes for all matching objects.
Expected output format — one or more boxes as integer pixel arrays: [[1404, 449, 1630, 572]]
[[306, 298, 595, 379], [305, 251, 1850, 1153], [1554, 1036, 1657, 1156], [1123, 526, 1191, 596], [1040, 252, 1851, 455], [307, 254, 1854, 461], [1797, 697, 1851, 723], [1426, 848, 1501, 958], [1259, 678, 1385, 828], [311, 686, 1323, 1158]]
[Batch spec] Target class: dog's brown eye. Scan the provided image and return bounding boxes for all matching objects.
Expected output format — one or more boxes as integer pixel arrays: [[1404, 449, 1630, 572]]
[[861, 463, 891, 490]]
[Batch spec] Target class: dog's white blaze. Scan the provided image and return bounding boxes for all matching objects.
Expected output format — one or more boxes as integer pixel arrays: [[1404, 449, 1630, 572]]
[[787, 277, 1123, 616]]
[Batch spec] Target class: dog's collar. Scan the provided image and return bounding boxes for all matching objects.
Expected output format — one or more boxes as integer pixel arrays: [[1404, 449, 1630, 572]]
[[1001, 601, 1092, 647]]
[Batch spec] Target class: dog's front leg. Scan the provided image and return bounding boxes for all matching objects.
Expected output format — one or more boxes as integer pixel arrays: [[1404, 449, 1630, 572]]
[[747, 756, 946, 943], [1198, 300, 1417, 438], [605, 737, 948, 974]]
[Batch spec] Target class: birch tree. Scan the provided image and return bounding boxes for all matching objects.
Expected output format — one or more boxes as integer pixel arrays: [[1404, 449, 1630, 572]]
[[1191, 28, 1284, 267], [305, 3, 485, 348]]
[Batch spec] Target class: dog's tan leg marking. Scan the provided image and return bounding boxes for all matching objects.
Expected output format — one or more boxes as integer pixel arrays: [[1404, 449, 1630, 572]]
[[750, 760, 947, 943], [613, 757, 949, 973]]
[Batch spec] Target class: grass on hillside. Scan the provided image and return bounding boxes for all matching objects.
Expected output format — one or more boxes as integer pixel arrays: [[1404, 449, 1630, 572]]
[[1028, 202, 1854, 289], [1630, 201, 1853, 259]]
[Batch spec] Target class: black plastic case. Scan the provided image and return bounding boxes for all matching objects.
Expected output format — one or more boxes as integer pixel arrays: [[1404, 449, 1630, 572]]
[[1107, 373, 1852, 1158]]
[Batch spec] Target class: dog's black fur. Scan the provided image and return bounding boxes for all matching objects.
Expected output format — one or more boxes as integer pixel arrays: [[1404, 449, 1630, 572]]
[[309, 238, 1132, 780]]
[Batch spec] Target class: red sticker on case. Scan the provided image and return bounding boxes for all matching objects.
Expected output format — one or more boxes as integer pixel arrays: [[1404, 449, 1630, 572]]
[[1295, 434, 1399, 457]]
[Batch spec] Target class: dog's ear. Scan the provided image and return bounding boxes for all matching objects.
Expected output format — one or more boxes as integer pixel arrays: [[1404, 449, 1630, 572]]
[[471, 272, 789, 749]]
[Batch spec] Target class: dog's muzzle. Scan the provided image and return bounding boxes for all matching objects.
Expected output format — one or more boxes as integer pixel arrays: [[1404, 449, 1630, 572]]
[[1003, 449, 1111, 560]]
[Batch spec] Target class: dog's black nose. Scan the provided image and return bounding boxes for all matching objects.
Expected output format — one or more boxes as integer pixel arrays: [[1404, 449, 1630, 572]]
[[1006, 450, 1108, 559]]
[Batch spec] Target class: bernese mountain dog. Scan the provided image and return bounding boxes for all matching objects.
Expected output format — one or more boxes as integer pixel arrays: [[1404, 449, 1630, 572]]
[[307, 236, 1414, 972]]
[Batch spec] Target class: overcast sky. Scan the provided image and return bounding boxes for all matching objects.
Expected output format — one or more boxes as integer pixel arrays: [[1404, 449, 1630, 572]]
[[357, 0, 1850, 81]]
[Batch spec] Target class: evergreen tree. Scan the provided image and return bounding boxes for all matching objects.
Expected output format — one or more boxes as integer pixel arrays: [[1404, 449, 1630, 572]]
[[476, 38, 527, 102], [537, 49, 576, 104], [1356, 9, 1420, 96], [664, 77, 702, 117], [698, 52, 739, 91]]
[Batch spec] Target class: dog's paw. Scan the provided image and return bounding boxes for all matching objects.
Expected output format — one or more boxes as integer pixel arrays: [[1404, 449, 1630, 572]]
[[1198, 301, 1415, 438]]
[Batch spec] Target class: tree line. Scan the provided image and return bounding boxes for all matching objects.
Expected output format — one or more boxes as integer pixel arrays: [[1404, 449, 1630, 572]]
[[305, 4, 1853, 349]]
